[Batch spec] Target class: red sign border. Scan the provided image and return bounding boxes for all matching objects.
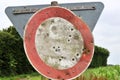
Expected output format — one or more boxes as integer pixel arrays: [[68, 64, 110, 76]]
[[24, 6, 94, 80]]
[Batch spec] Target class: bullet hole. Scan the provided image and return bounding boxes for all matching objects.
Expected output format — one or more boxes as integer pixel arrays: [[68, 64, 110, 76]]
[[69, 35, 72, 37], [71, 28, 74, 31], [55, 49, 58, 52], [59, 58, 62, 61], [61, 56, 64, 59], [82, 48, 86, 51], [68, 39, 70, 42], [76, 53, 79, 56], [53, 46, 55, 49], [72, 58, 75, 61]]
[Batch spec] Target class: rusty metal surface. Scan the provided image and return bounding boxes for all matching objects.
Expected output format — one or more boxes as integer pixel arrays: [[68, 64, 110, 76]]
[[5, 2, 104, 38], [24, 6, 94, 80]]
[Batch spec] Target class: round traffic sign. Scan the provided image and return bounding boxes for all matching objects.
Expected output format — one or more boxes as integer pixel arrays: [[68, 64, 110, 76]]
[[24, 6, 94, 80]]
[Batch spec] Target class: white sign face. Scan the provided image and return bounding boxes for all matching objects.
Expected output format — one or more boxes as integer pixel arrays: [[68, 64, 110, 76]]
[[35, 17, 84, 70]]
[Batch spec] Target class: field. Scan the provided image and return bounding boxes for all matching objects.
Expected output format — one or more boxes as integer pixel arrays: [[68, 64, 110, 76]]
[[0, 65, 120, 80]]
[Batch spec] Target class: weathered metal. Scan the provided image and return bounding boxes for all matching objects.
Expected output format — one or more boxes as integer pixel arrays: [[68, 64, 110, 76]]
[[24, 6, 94, 80]]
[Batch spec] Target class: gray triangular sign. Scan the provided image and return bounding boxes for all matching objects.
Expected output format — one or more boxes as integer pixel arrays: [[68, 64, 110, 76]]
[[5, 2, 104, 38]]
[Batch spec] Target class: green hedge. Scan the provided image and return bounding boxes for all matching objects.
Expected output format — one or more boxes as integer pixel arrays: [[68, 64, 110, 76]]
[[89, 46, 110, 68], [0, 27, 35, 77]]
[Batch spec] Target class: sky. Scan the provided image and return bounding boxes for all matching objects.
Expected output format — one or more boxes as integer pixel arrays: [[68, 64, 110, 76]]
[[0, 0, 120, 65]]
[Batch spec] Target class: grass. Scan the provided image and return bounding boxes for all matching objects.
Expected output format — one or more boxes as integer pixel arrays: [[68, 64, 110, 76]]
[[74, 65, 120, 80], [0, 65, 120, 80]]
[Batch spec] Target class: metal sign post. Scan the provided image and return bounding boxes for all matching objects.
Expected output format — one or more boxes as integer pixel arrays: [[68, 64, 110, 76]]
[[5, 1, 104, 80]]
